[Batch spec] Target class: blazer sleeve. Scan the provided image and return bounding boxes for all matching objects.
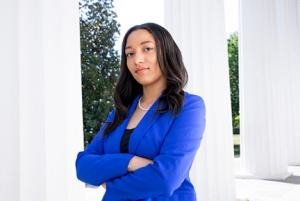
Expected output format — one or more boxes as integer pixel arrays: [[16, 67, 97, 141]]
[[75, 111, 134, 186], [102, 96, 206, 200]]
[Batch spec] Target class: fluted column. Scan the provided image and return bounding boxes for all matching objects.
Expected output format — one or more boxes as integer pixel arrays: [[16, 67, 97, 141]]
[[0, 1, 19, 201], [279, 0, 300, 165], [165, 0, 235, 201], [298, 0, 300, 28], [0, 0, 85, 201], [239, 0, 290, 179]]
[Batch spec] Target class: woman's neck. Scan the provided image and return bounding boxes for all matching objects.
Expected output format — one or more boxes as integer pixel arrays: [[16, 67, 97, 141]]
[[141, 85, 165, 104]]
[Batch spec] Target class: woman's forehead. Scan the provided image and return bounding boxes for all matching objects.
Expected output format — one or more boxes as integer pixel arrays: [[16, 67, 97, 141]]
[[125, 29, 155, 48]]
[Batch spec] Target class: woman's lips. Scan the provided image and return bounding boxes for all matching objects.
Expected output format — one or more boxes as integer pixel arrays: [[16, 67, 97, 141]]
[[135, 67, 149, 74]]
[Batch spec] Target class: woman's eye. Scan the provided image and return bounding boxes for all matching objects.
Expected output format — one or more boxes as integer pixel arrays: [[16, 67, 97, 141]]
[[126, 52, 134, 57], [144, 47, 154, 52]]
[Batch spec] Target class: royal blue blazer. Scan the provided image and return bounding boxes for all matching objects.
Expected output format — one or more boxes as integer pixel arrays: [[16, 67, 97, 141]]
[[76, 92, 206, 201]]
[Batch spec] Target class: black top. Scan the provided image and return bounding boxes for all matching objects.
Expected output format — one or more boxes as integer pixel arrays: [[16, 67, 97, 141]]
[[120, 128, 134, 153]]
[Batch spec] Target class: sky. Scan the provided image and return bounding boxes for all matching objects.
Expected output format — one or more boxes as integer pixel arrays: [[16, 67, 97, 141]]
[[113, 0, 164, 51], [113, 0, 238, 51]]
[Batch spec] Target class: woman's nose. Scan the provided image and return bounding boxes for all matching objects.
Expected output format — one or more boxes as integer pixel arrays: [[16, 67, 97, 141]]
[[134, 52, 144, 64]]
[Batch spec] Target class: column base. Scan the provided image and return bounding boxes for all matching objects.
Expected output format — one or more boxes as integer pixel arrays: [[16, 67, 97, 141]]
[[234, 158, 292, 180], [235, 170, 292, 181]]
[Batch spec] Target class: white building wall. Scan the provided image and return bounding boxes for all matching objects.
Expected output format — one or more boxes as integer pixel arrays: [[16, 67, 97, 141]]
[[164, 0, 236, 201], [0, 0, 85, 201]]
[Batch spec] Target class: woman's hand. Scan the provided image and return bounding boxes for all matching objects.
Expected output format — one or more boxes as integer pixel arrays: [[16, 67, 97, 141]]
[[128, 156, 153, 172], [102, 183, 106, 189]]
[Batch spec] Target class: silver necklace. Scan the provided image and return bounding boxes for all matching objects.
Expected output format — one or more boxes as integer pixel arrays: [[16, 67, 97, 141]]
[[138, 97, 150, 111]]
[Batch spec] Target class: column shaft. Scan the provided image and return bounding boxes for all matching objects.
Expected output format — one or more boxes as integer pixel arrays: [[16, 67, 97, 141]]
[[0, 1, 20, 201], [165, 0, 235, 200], [0, 0, 85, 200], [239, 0, 289, 179], [280, 0, 300, 165]]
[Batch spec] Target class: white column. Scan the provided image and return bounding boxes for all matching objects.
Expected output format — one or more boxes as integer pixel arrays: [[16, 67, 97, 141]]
[[278, 0, 300, 165], [0, 0, 85, 201], [0, 1, 19, 201], [239, 0, 290, 179], [298, 0, 300, 28], [165, 1, 235, 201]]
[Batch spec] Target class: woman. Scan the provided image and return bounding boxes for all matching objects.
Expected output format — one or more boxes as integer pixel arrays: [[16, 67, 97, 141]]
[[76, 23, 206, 201]]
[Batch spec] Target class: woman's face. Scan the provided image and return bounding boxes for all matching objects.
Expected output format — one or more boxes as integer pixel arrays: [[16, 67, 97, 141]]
[[125, 29, 166, 90]]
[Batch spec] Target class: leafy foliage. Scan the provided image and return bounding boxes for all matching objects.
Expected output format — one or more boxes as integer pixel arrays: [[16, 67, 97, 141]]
[[227, 32, 239, 133], [80, 0, 120, 145]]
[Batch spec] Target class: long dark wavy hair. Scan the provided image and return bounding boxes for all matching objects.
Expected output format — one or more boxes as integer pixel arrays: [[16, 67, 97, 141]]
[[103, 23, 188, 136]]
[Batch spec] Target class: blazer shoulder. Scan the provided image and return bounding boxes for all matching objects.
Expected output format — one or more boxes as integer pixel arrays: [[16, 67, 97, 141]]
[[184, 91, 205, 109]]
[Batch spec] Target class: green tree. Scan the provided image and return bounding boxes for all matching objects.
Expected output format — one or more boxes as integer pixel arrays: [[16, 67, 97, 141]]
[[227, 32, 239, 133], [80, 0, 120, 146]]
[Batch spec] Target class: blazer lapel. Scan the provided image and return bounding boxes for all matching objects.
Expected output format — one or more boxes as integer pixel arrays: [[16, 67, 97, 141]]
[[129, 98, 161, 153], [104, 95, 161, 154], [104, 96, 140, 153]]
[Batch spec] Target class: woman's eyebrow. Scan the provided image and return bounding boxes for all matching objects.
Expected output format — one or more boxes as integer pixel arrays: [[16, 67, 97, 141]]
[[125, 40, 154, 50], [141, 40, 153, 45]]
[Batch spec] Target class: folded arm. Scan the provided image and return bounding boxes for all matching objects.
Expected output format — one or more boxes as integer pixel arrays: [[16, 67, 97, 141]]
[[75, 111, 135, 186]]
